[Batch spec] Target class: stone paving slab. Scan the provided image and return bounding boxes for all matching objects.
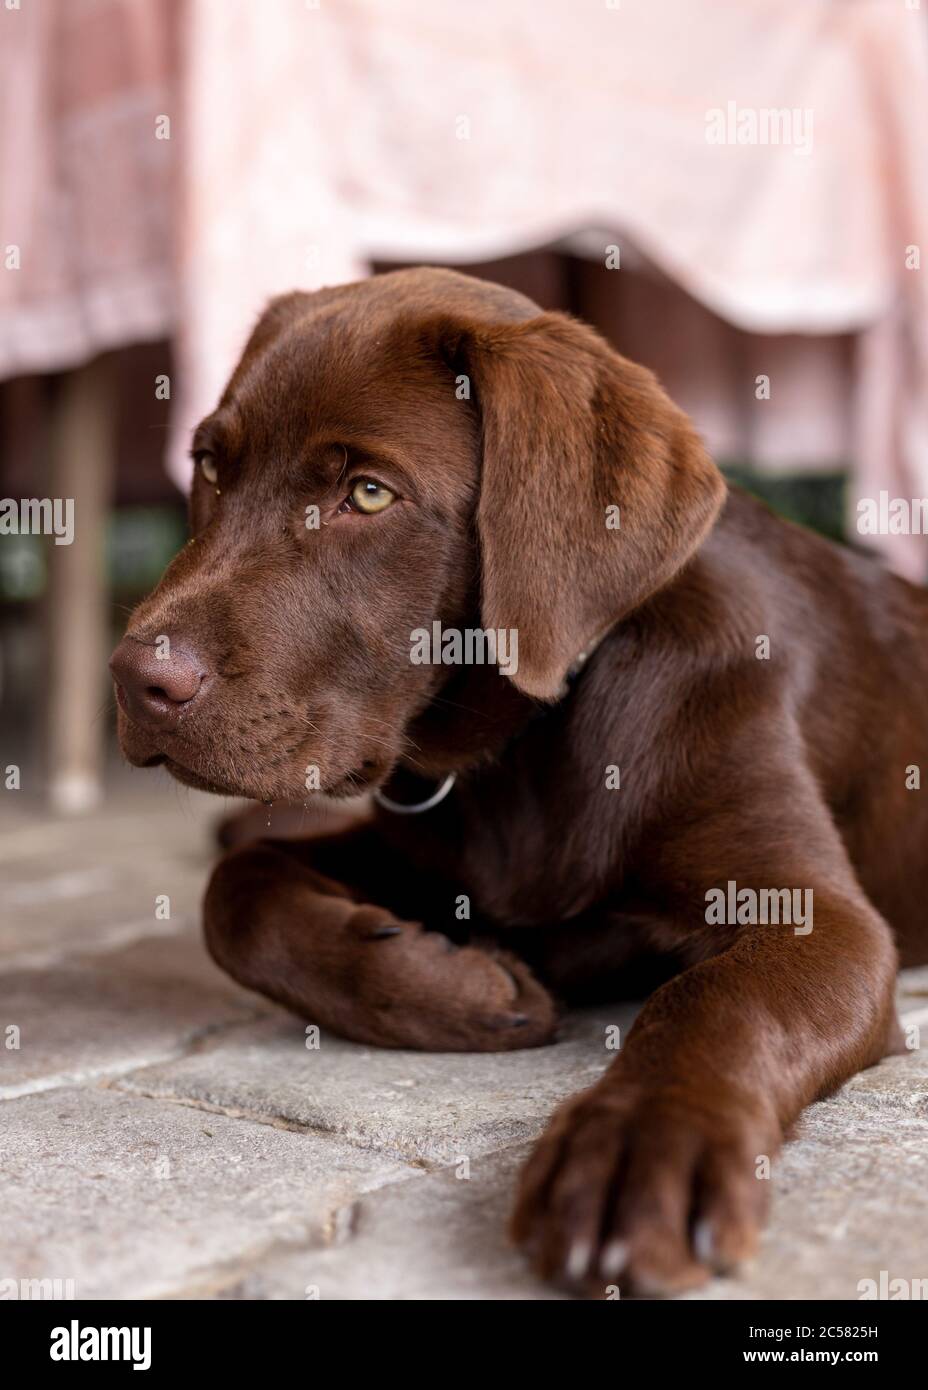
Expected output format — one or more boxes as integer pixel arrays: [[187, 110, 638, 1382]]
[[0, 789, 220, 962], [839, 966, 928, 1119], [895, 964, 928, 1013], [113, 1005, 636, 1165], [202, 1144, 565, 1301], [3, 783, 928, 1300], [174, 1084, 928, 1303], [1, 932, 267, 1099], [0, 1086, 416, 1300], [841, 1051, 928, 1119], [690, 1098, 928, 1301]]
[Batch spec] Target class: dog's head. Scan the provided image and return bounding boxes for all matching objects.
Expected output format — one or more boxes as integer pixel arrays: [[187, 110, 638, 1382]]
[[111, 267, 725, 800]]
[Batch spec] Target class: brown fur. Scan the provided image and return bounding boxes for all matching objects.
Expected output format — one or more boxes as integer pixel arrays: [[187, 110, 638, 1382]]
[[111, 267, 928, 1296]]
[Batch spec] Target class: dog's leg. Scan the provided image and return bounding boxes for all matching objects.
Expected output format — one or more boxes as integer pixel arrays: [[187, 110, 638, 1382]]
[[511, 787, 901, 1295], [203, 832, 557, 1051]]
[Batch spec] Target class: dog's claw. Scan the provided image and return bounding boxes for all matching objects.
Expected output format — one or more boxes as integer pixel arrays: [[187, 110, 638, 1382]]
[[692, 1218, 715, 1266], [565, 1240, 594, 1283], [486, 1010, 530, 1030], [599, 1239, 629, 1280]]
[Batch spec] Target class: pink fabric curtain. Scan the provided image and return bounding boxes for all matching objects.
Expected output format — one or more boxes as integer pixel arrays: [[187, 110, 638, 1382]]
[[2, 0, 927, 576], [0, 0, 177, 369]]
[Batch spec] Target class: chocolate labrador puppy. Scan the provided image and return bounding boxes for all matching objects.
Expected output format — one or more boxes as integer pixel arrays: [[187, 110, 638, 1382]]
[[111, 267, 927, 1296]]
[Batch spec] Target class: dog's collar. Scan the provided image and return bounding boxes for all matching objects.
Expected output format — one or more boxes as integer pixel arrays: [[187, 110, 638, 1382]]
[[373, 771, 457, 816], [563, 644, 594, 690]]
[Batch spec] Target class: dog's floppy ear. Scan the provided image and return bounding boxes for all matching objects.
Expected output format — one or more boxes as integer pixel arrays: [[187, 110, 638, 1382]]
[[436, 311, 726, 700]]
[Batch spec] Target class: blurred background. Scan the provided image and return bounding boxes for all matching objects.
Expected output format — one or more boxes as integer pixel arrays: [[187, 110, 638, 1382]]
[[1, 0, 927, 817]]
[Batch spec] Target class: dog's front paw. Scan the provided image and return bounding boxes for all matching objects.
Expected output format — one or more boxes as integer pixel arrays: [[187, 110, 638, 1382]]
[[511, 1077, 779, 1297], [352, 920, 559, 1051]]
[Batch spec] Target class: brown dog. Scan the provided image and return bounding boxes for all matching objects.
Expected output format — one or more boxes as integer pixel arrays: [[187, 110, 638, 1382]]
[[111, 267, 927, 1296]]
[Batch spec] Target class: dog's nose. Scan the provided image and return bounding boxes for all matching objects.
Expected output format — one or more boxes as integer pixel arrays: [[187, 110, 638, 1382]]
[[109, 637, 207, 728]]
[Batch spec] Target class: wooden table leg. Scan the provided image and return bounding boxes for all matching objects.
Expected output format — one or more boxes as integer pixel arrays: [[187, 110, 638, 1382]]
[[46, 355, 115, 814]]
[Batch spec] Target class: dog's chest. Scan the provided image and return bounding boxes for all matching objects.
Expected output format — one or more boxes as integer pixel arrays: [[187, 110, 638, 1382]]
[[384, 759, 625, 928]]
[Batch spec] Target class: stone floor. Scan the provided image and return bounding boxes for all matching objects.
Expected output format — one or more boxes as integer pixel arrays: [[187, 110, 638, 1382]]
[[2, 773, 928, 1301]]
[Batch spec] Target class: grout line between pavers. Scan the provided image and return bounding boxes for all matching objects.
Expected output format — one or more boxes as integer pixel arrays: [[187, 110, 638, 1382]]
[[107, 1078, 446, 1172], [0, 1011, 268, 1101], [148, 1212, 367, 1301], [145, 1148, 547, 1301]]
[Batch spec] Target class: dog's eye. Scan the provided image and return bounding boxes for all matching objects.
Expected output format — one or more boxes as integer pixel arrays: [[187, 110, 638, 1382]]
[[197, 453, 218, 485], [349, 478, 395, 514]]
